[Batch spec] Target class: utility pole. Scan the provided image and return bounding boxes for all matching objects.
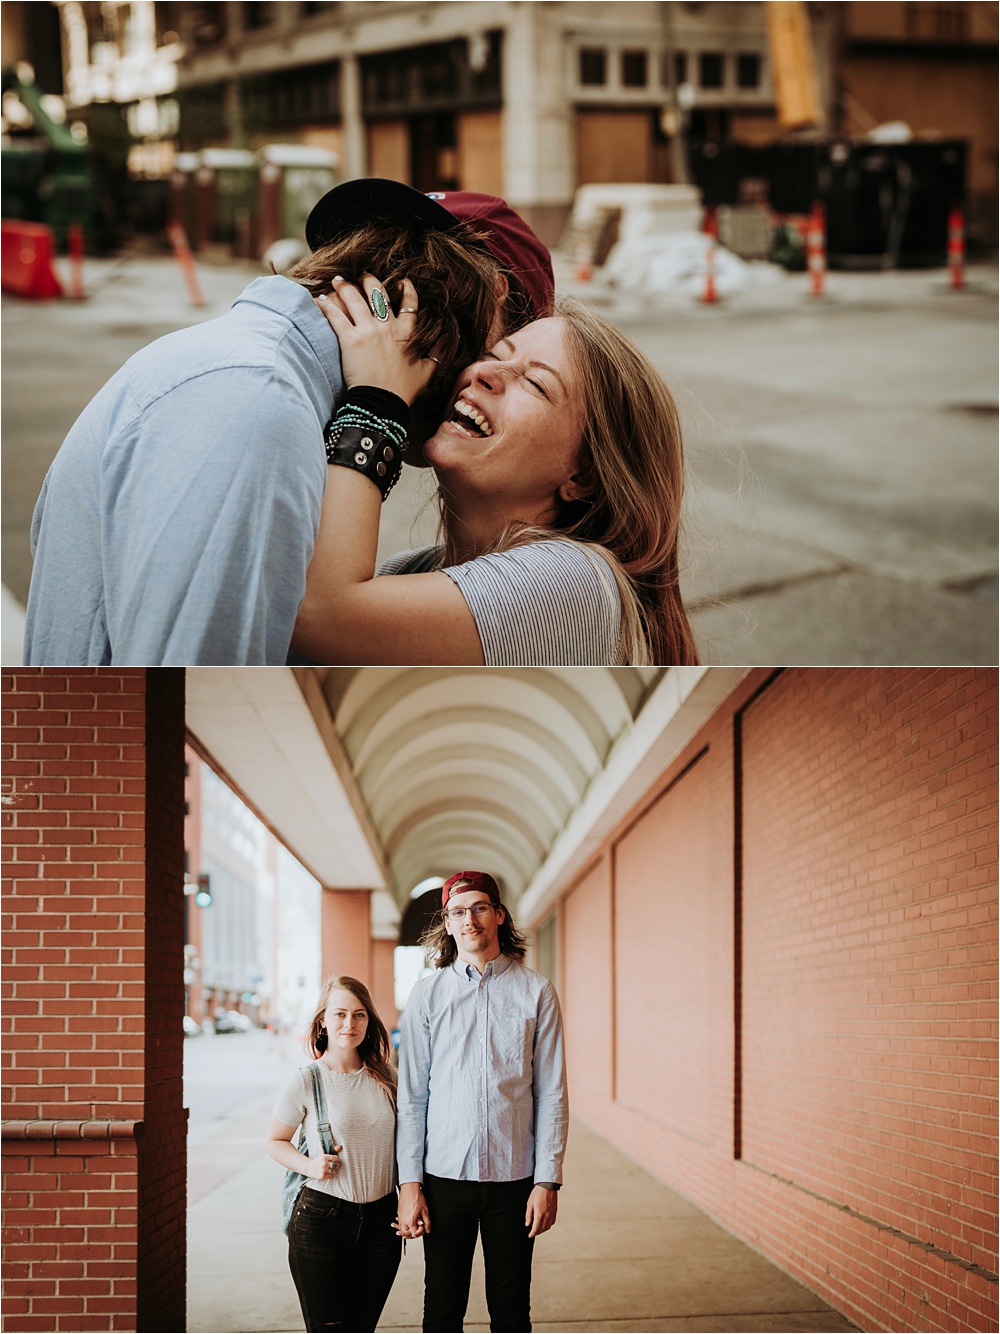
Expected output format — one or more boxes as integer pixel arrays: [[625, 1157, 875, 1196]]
[[659, 1, 690, 184]]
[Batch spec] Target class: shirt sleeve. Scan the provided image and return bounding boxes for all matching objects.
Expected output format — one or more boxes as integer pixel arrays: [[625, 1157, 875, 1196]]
[[273, 1068, 309, 1130], [441, 541, 621, 666], [101, 366, 326, 665], [396, 983, 431, 1184], [531, 981, 569, 1185]]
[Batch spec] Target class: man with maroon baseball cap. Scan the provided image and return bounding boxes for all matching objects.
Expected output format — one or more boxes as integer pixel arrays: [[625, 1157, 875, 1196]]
[[305, 177, 555, 322], [26, 174, 544, 666], [396, 871, 568, 1331]]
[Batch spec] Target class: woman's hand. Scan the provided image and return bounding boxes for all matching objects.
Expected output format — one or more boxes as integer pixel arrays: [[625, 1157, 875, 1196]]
[[306, 1145, 343, 1181], [317, 274, 439, 406]]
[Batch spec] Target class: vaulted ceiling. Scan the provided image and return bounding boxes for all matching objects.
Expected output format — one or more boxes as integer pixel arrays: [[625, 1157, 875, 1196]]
[[186, 666, 747, 932]]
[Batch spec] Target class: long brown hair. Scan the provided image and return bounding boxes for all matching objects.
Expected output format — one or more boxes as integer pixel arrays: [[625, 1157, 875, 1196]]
[[290, 221, 526, 450], [306, 975, 396, 1108], [440, 298, 699, 666], [418, 904, 528, 970]]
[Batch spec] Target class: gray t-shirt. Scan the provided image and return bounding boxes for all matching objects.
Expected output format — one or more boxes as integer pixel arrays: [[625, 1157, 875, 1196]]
[[24, 276, 341, 666], [274, 1062, 397, 1204], [377, 539, 622, 666]]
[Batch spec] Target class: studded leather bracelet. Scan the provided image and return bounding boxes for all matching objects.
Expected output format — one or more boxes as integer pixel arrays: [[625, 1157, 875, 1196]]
[[324, 392, 408, 501]]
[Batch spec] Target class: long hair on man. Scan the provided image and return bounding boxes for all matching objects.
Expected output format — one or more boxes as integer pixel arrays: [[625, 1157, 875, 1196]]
[[419, 904, 529, 969]]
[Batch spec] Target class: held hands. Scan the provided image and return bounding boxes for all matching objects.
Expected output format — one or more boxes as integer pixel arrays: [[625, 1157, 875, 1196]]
[[308, 1145, 343, 1181], [394, 1181, 432, 1238], [316, 274, 440, 406]]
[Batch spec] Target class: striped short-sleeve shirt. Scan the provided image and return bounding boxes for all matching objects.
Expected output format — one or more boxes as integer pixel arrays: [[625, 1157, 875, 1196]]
[[377, 539, 622, 666]]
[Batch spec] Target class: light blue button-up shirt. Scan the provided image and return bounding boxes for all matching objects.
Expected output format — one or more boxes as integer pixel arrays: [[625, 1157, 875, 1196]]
[[396, 955, 568, 1185], [25, 276, 339, 666]]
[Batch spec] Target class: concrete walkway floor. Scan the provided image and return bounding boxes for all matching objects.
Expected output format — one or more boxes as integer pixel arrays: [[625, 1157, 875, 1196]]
[[188, 1108, 858, 1333]]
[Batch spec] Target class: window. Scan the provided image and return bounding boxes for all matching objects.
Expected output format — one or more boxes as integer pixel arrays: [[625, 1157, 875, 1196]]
[[579, 47, 607, 86], [674, 51, 688, 85], [621, 49, 648, 88], [243, 2, 276, 30], [698, 52, 724, 89], [736, 52, 761, 89], [189, 1, 224, 46]]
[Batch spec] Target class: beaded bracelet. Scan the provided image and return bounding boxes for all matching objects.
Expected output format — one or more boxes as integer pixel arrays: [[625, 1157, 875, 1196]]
[[324, 403, 407, 502]]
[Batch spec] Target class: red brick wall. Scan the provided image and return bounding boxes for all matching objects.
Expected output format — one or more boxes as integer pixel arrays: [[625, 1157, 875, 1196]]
[[558, 668, 998, 1334], [2, 669, 187, 1333]]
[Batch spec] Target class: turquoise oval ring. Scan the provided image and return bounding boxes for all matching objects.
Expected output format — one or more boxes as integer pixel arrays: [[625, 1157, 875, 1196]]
[[369, 288, 389, 321]]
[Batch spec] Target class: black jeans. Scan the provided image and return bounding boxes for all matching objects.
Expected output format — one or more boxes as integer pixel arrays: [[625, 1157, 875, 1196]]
[[421, 1174, 535, 1333], [287, 1187, 401, 1332]]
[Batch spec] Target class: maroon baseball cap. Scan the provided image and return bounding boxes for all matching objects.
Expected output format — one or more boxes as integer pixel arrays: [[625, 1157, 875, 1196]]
[[441, 871, 501, 909], [305, 177, 554, 320]]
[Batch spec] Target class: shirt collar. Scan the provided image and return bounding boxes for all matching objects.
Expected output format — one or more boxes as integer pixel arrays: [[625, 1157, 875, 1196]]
[[231, 275, 342, 405], [454, 954, 514, 982]]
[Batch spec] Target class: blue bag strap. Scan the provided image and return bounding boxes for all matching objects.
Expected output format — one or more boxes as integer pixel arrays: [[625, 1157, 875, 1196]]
[[306, 1062, 335, 1157]]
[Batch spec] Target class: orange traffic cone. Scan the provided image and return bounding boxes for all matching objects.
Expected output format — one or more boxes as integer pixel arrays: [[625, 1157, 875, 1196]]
[[574, 236, 593, 283], [701, 207, 718, 304], [948, 208, 965, 290], [807, 201, 826, 298], [167, 219, 206, 308]]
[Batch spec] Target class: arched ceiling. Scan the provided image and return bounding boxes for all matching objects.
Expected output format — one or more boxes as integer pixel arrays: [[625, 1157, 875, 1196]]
[[186, 666, 749, 933], [315, 667, 661, 902]]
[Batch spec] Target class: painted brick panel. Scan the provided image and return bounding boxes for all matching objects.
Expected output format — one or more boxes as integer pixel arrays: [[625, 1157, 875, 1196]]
[[614, 743, 733, 1179], [740, 669, 998, 1285], [562, 856, 613, 1105], [557, 668, 997, 1334]]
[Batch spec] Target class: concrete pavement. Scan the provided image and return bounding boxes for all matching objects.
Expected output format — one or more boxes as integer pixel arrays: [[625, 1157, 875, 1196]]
[[3, 246, 996, 665], [188, 1100, 858, 1334]]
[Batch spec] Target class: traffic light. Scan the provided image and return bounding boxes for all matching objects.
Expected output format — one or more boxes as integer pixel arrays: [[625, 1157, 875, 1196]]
[[194, 873, 212, 908]]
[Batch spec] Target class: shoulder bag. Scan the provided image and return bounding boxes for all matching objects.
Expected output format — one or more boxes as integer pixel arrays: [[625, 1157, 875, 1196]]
[[281, 1062, 335, 1235]]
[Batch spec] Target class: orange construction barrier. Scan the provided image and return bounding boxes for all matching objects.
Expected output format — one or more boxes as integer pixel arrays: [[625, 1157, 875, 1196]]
[[700, 207, 719, 304], [1, 221, 63, 299], [807, 201, 826, 297], [947, 208, 965, 290], [167, 219, 206, 308]]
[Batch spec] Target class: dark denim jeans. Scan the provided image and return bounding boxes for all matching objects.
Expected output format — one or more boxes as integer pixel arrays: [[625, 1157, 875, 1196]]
[[287, 1186, 401, 1332], [421, 1174, 535, 1333]]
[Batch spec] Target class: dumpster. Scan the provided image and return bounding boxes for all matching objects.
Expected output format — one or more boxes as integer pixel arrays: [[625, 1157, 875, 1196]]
[[197, 148, 259, 256], [257, 143, 339, 255]]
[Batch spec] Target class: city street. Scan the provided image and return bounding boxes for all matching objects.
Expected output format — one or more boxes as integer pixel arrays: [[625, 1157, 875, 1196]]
[[2, 250, 996, 665]]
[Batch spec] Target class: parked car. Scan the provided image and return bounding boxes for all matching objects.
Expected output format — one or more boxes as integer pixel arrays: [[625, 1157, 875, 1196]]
[[214, 1009, 253, 1034]]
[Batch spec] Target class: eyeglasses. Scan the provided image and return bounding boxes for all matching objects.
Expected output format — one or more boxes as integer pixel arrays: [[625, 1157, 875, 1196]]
[[445, 904, 495, 921]]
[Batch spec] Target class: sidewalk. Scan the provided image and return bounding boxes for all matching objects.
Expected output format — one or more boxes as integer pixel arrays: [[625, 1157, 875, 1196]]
[[188, 1108, 858, 1333]]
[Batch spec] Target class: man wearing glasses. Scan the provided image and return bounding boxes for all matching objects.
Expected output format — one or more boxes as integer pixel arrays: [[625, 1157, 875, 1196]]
[[396, 870, 568, 1332]]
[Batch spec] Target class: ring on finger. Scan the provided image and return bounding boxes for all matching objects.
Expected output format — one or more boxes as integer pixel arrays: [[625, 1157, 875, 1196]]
[[398, 307, 418, 314], [369, 288, 390, 321]]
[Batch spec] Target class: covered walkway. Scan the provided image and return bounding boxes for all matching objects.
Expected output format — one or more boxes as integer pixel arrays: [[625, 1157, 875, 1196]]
[[189, 1111, 857, 1334]]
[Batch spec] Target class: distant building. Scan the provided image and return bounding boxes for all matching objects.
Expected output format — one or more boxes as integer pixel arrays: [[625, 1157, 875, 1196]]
[[5, 1, 994, 247], [183, 746, 321, 1030]]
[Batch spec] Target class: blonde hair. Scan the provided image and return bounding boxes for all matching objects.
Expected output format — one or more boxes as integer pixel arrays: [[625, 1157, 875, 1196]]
[[306, 975, 396, 1109], [441, 298, 699, 665]]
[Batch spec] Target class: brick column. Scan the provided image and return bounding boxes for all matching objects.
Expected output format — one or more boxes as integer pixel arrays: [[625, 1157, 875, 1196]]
[[370, 938, 398, 1032], [320, 888, 372, 986], [2, 668, 187, 1334]]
